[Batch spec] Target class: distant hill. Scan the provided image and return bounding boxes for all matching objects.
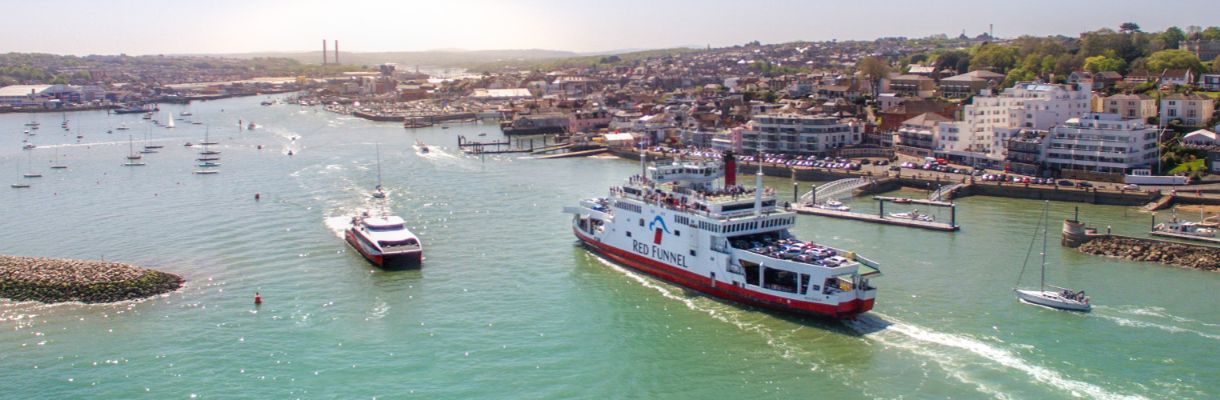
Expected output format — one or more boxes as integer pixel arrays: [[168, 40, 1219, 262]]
[[212, 49, 582, 68]]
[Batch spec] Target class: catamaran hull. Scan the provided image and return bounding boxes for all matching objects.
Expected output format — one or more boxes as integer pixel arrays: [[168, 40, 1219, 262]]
[[575, 228, 872, 319], [345, 229, 422, 269]]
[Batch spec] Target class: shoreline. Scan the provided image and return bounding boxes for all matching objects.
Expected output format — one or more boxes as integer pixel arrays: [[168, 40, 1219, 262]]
[[0, 255, 184, 304]]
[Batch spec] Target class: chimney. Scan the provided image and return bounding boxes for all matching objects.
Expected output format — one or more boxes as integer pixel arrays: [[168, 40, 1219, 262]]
[[334, 40, 339, 65], [322, 39, 328, 65]]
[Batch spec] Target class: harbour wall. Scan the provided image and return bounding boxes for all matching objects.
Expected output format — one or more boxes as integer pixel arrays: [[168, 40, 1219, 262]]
[[1061, 220, 1219, 271]]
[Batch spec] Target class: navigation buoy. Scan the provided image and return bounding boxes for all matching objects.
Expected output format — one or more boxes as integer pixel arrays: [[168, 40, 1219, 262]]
[[254, 292, 262, 305], [255, 193, 261, 201]]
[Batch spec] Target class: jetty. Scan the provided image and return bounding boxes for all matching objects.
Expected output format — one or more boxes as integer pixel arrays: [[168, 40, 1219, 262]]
[[458, 135, 557, 155], [791, 200, 959, 232], [0, 255, 183, 303], [1062, 214, 1219, 271]]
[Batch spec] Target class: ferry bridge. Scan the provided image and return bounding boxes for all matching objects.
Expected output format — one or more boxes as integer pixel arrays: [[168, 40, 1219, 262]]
[[929, 183, 967, 202], [801, 177, 873, 205]]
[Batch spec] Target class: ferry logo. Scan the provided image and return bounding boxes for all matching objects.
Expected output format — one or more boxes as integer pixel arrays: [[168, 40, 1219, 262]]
[[648, 215, 670, 245]]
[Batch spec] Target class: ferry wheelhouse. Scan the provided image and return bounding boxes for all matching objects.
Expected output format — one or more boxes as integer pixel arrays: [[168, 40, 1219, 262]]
[[345, 214, 423, 268], [565, 154, 881, 318]]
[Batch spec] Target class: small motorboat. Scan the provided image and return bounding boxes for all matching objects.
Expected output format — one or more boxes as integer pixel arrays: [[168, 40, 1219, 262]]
[[813, 199, 850, 212], [184, 142, 194, 147], [888, 210, 933, 222]]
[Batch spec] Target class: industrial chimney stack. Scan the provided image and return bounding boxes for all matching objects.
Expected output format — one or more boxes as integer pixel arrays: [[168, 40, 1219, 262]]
[[334, 40, 339, 65], [322, 39, 328, 65]]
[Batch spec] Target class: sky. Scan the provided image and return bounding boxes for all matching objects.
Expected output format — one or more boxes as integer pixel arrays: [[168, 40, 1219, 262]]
[[3, 0, 1217, 56]]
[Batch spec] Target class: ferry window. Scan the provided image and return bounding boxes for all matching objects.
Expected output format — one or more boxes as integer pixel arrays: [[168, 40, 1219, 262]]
[[626, 231, 632, 237], [742, 261, 760, 286], [800, 274, 811, 294], [674, 230, 680, 236], [639, 219, 645, 227], [689, 249, 696, 256], [763, 268, 798, 293]]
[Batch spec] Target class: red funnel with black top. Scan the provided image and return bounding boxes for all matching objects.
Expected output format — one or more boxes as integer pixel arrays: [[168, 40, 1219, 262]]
[[723, 151, 736, 187]]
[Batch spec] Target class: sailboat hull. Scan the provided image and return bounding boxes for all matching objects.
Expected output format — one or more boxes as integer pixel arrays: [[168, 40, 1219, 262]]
[[1015, 290, 1091, 312]]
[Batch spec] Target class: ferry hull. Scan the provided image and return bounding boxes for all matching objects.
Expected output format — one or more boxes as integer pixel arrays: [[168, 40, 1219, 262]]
[[575, 228, 873, 319], [345, 230, 422, 269]]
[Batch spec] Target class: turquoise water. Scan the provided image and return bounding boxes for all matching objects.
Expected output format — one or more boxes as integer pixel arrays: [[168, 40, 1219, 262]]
[[1, 96, 1217, 399]]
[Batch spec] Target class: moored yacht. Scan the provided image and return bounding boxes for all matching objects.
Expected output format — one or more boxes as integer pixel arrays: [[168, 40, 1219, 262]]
[[564, 153, 880, 318], [345, 213, 423, 268]]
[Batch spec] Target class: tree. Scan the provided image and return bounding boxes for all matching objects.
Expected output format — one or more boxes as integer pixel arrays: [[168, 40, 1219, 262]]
[[1203, 26, 1220, 41], [1146, 49, 1205, 74], [1083, 55, 1126, 73], [1119, 22, 1141, 34], [857, 56, 890, 98], [969, 44, 1018, 73], [1161, 26, 1186, 49], [1001, 67, 1036, 87], [1212, 55, 1220, 73], [932, 49, 970, 74]]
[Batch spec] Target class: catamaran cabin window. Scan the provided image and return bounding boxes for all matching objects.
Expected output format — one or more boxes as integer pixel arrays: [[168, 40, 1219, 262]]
[[367, 223, 405, 231]]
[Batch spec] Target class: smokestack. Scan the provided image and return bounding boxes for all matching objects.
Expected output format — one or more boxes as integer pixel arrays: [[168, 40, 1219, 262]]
[[723, 151, 737, 187], [334, 40, 339, 65], [322, 39, 328, 65]]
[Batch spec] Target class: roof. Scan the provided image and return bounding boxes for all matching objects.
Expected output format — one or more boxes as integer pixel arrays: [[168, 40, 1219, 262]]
[[941, 70, 1004, 82], [907, 65, 936, 74], [1184, 129, 1217, 143], [0, 85, 52, 97], [1162, 93, 1213, 101], [1106, 93, 1153, 100], [902, 112, 952, 127], [1162, 69, 1193, 79]]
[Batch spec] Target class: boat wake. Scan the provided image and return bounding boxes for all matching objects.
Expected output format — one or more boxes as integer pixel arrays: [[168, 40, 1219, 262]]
[[1092, 311, 1220, 341], [589, 254, 868, 392], [844, 313, 1147, 400]]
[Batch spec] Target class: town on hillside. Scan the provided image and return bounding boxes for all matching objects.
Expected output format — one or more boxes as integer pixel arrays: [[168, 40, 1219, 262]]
[[4, 24, 1220, 185]]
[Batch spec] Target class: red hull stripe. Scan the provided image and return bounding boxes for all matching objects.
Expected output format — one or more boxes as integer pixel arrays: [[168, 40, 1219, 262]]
[[575, 228, 872, 318]]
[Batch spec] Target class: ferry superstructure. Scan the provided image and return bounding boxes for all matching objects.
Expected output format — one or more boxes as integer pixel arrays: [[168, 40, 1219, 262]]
[[565, 154, 880, 318]]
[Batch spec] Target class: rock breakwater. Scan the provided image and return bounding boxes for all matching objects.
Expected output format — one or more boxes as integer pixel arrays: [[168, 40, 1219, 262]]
[[1076, 237, 1219, 271], [0, 255, 183, 303]]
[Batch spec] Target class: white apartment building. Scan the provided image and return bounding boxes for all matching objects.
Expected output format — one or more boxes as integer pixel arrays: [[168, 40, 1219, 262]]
[[946, 82, 1092, 166], [1044, 113, 1158, 174], [743, 114, 861, 155]]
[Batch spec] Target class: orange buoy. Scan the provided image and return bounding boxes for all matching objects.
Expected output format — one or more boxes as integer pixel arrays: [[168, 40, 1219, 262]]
[[254, 292, 262, 305]]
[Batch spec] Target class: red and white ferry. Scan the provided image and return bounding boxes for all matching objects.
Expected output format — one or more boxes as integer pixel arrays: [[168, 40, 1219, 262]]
[[565, 154, 880, 318], [345, 213, 423, 268]]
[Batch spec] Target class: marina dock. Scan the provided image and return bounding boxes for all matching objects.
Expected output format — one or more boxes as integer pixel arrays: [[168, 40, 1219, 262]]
[[872, 196, 954, 208], [791, 203, 960, 231], [1149, 230, 1220, 245]]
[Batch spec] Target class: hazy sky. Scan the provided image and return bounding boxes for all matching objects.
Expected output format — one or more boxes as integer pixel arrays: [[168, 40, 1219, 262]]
[[4, 0, 1216, 55]]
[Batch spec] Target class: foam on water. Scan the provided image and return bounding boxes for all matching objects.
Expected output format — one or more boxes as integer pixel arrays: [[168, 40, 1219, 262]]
[[848, 313, 1147, 400]]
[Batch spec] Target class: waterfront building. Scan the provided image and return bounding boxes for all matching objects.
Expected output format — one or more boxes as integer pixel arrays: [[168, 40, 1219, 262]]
[[1200, 73, 1220, 91], [743, 113, 861, 155], [1045, 113, 1157, 174], [882, 73, 936, 98], [569, 109, 611, 133], [710, 128, 744, 154], [938, 70, 1004, 99], [944, 82, 1092, 167], [1160, 93, 1215, 128], [1100, 94, 1157, 122], [1005, 129, 1050, 176], [1181, 39, 1220, 61], [893, 113, 951, 158]]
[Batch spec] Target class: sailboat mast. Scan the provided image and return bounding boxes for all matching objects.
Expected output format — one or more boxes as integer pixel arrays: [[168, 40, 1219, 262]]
[[1040, 202, 1048, 292], [376, 144, 383, 188]]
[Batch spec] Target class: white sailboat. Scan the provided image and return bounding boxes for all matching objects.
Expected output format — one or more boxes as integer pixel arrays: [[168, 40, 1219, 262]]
[[22, 151, 42, 178], [50, 147, 67, 169], [166, 112, 175, 129], [124, 135, 146, 166], [11, 162, 30, 188], [1014, 201, 1091, 312], [372, 144, 386, 198], [194, 128, 220, 175]]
